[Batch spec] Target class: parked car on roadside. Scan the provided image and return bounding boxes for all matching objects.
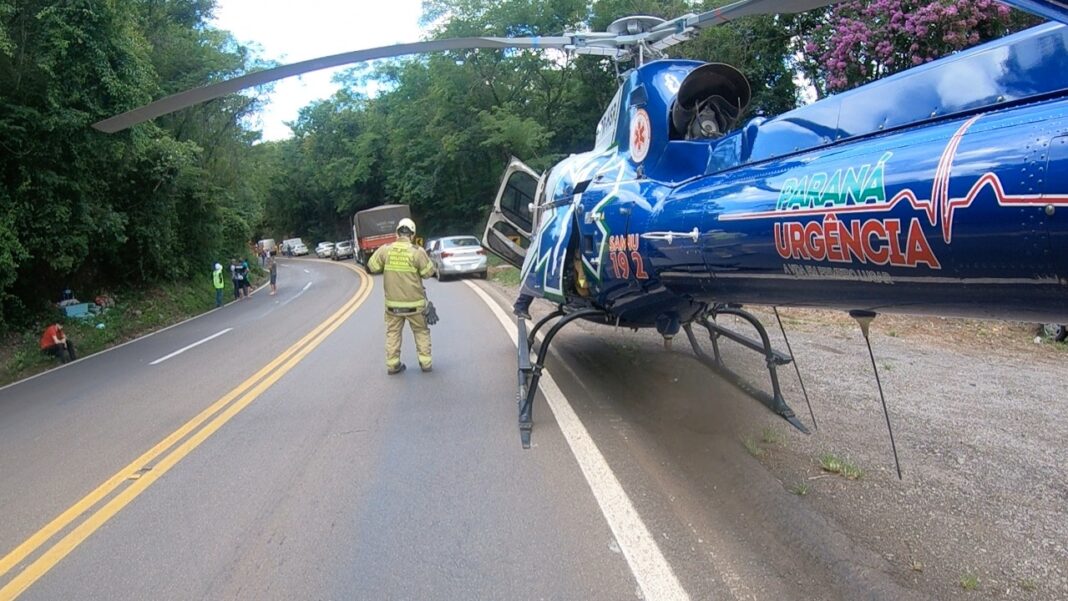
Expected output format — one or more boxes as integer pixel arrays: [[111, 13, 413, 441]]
[[290, 242, 309, 256], [332, 240, 355, 260], [427, 235, 487, 280], [316, 242, 335, 258], [281, 237, 305, 256]]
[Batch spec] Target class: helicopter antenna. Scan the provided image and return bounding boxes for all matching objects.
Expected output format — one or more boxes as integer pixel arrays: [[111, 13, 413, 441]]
[[773, 307, 817, 430], [849, 310, 903, 480]]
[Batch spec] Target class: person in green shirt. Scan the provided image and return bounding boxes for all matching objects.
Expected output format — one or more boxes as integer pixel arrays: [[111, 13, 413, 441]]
[[367, 218, 435, 374], [212, 263, 226, 307]]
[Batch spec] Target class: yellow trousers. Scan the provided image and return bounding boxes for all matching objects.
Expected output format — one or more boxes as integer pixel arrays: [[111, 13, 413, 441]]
[[385, 309, 432, 369]]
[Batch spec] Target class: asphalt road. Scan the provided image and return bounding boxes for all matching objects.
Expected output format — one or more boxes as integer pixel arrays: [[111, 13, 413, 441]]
[[0, 258, 921, 601], [0, 259, 644, 600]]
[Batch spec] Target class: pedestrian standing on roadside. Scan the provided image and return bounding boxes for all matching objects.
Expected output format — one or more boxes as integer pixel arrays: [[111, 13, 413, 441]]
[[240, 258, 252, 298], [269, 256, 278, 295], [212, 263, 226, 307], [230, 258, 241, 300]]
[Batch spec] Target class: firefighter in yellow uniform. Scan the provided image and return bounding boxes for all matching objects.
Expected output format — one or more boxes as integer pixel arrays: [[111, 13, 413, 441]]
[[367, 218, 435, 374]]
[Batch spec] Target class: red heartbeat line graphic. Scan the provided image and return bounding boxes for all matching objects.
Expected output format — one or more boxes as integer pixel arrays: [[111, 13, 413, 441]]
[[720, 115, 1068, 243]]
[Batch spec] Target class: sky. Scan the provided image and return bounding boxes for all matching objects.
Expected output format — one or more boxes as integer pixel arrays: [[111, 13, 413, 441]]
[[211, 0, 426, 141]]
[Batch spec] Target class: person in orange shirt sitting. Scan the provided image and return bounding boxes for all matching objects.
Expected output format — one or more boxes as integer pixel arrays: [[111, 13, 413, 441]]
[[39, 323, 76, 363]]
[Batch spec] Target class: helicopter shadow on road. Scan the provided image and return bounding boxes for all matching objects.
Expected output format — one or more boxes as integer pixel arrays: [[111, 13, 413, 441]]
[[515, 303, 926, 601]]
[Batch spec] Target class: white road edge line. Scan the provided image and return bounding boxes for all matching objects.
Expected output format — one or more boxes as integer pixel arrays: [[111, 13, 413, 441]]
[[149, 328, 233, 365], [463, 280, 691, 601]]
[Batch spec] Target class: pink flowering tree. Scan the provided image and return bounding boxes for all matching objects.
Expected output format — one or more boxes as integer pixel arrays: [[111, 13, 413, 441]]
[[795, 1, 1040, 96]]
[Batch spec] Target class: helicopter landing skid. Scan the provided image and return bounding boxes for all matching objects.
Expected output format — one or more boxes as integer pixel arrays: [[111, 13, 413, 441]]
[[683, 306, 811, 434], [516, 307, 603, 448]]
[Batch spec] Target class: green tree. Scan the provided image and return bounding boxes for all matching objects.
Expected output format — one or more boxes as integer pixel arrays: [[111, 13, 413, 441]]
[[0, 0, 273, 331]]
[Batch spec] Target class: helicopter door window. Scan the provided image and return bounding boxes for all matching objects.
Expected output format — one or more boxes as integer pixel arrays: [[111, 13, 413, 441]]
[[500, 173, 536, 232], [629, 85, 648, 107]]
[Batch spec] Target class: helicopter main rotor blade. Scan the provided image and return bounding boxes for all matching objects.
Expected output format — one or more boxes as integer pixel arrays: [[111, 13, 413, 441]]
[[689, 0, 842, 25], [649, 0, 842, 53], [93, 36, 579, 133], [93, 0, 847, 133]]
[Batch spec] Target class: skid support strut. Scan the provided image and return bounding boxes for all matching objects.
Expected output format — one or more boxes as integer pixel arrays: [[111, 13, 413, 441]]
[[527, 308, 565, 350], [683, 305, 810, 434], [516, 308, 603, 448]]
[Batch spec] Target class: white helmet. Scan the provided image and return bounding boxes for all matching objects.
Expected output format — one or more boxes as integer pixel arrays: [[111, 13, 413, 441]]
[[396, 217, 416, 236]]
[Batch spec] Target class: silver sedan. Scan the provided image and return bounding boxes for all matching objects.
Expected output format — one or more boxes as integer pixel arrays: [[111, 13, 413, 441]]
[[428, 236, 487, 280]]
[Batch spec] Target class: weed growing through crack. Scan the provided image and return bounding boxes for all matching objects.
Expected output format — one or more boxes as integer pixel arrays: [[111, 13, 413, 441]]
[[743, 437, 765, 458], [819, 453, 863, 479], [761, 427, 782, 445], [789, 482, 809, 496], [1020, 578, 1036, 592], [959, 572, 979, 591]]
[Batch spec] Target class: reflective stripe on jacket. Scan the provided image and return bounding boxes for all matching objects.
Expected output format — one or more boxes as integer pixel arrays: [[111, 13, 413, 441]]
[[367, 239, 434, 309]]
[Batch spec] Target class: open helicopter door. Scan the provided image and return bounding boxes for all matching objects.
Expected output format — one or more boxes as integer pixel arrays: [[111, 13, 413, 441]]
[[483, 158, 542, 268]]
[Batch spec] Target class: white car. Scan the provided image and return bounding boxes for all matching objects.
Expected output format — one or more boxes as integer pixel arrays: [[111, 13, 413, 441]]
[[290, 242, 309, 256], [428, 235, 487, 280], [332, 240, 355, 260], [316, 242, 335, 258]]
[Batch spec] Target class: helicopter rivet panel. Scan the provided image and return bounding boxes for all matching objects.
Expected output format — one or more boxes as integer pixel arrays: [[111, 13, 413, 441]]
[[1041, 134, 1068, 279]]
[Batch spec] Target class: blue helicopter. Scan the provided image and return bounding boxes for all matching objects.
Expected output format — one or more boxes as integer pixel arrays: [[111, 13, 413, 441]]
[[96, 0, 1068, 462], [480, 3, 1068, 457]]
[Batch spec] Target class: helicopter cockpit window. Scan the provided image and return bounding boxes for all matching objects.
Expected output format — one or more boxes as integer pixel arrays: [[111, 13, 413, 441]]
[[669, 63, 752, 142]]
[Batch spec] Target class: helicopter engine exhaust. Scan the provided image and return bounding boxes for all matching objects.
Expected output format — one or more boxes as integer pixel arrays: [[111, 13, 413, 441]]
[[670, 63, 752, 141]]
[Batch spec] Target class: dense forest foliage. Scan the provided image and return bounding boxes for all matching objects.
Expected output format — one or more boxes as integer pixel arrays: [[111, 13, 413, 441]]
[[0, 0, 272, 330], [0, 0, 1036, 332]]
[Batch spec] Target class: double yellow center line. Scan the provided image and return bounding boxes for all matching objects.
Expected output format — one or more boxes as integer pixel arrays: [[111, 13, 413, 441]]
[[0, 264, 372, 600]]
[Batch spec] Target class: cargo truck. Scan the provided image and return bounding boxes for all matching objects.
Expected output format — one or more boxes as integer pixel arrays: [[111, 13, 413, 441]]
[[352, 204, 411, 264]]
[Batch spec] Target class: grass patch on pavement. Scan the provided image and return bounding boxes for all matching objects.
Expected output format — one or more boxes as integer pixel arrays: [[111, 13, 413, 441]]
[[761, 427, 783, 445], [959, 572, 979, 591], [744, 428, 788, 459], [788, 482, 810, 496], [818, 453, 864, 479], [742, 436, 766, 458]]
